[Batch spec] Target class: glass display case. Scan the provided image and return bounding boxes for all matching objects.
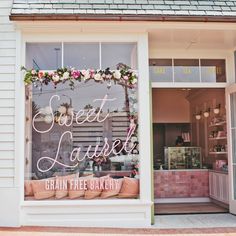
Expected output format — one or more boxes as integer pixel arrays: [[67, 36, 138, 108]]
[[164, 147, 202, 170]]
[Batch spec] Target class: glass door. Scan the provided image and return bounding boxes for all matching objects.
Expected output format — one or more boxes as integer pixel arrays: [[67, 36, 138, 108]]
[[226, 84, 236, 214]]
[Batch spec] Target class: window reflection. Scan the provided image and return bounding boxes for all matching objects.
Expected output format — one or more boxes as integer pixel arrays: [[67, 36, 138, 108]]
[[26, 43, 62, 70], [25, 42, 139, 201]]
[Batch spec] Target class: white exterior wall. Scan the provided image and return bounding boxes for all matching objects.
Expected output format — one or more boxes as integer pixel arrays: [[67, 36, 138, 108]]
[[0, 0, 20, 227], [1, 4, 236, 227]]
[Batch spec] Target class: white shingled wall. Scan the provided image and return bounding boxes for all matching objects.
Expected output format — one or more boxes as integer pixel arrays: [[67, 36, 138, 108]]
[[0, 0, 20, 227]]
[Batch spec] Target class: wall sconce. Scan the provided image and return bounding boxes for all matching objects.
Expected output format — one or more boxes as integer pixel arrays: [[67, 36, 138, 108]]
[[195, 112, 202, 120], [203, 108, 210, 118], [213, 104, 221, 114]]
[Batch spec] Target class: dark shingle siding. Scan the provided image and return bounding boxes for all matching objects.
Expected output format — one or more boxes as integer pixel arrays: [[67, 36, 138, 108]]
[[11, 0, 236, 17]]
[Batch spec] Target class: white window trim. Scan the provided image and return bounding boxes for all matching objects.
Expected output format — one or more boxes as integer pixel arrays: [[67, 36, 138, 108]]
[[16, 33, 152, 209], [150, 50, 235, 88], [151, 58, 228, 85]]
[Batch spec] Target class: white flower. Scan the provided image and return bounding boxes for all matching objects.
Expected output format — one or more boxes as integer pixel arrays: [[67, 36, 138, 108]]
[[58, 106, 67, 114], [52, 74, 60, 82], [39, 107, 45, 115], [94, 73, 102, 81], [113, 70, 121, 80], [83, 70, 90, 80], [131, 78, 138, 84], [44, 106, 52, 115], [59, 115, 68, 124], [67, 107, 74, 116], [31, 70, 36, 75], [62, 71, 70, 80], [131, 136, 138, 143], [44, 115, 53, 124]]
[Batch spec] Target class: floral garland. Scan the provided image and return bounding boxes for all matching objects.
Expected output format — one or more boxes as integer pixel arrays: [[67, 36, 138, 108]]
[[22, 63, 138, 90]]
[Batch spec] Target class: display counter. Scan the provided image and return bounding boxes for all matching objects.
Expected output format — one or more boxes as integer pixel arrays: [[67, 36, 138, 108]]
[[154, 169, 209, 199], [164, 146, 201, 170]]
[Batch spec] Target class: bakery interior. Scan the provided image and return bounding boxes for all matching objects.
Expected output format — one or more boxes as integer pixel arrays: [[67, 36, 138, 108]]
[[152, 88, 229, 214]]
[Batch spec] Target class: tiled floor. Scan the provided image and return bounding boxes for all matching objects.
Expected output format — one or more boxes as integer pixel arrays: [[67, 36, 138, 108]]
[[153, 213, 236, 229]]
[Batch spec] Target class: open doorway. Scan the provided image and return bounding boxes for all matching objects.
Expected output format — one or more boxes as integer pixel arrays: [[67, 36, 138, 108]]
[[153, 88, 229, 215]]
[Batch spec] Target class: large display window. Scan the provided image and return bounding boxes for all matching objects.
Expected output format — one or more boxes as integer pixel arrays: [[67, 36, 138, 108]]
[[24, 42, 140, 201]]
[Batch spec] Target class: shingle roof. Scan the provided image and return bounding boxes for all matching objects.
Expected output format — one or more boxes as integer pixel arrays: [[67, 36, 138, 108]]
[[10, 0, 236, 20]]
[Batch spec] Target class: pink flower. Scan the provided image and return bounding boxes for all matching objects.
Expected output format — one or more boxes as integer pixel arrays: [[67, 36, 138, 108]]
[[38, 71, 44, 79], [90, 70, 95, 78], [81, 70, 87, 76], [123, 75, 129, 80], [105, 74, 112, 80], [71, 70, 80, 79]]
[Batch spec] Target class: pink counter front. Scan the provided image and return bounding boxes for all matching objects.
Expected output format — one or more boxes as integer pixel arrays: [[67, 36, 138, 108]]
[[154, 169, 209, 198]]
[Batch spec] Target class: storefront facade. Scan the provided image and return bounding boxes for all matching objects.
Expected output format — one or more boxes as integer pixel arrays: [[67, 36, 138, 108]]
[[1, 0, 236, 228]]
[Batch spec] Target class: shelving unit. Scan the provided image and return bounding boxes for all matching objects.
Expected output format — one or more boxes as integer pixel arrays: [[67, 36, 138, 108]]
[[208, 114, 227, 157], [209, 121, 226, 127], [209, 137, 227, 141], [209, 152, 227, 155]]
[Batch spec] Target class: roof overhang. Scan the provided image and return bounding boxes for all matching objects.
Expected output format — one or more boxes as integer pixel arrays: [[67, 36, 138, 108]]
[[9, 14, 236, 23]]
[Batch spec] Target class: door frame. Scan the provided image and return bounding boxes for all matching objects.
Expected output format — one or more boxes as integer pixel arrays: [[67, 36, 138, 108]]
[[151, 83, 230, 208], [226, 83, 236, 214]]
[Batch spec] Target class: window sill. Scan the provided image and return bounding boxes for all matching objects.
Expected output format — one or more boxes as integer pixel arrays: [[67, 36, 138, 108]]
[[21, 199, 152, 207]]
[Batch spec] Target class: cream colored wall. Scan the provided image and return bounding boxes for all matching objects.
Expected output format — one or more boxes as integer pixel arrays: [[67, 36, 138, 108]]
[[152, 89, 190, 123], [0, 0, 21, 227]]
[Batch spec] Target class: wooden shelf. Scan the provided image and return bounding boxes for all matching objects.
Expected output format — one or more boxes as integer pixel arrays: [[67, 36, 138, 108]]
[[209, 152, 227, 155], [209, 137, 227, 140], [209, 121, 226, 127]]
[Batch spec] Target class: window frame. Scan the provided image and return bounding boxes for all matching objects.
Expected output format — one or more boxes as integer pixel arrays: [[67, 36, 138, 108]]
[[18, 33, 152, 207], [150, 58, 227, 85]]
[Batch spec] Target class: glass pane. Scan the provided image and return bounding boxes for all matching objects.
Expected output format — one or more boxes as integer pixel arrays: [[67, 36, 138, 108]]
[[26, 43, 62, 70], [101, 43, 137, 69], [201, 59, 226, 82], [25, 54, 139, 200], [64, 43, 99, 69], [149, 59, 173, 82], [174, 59, 200, 82]]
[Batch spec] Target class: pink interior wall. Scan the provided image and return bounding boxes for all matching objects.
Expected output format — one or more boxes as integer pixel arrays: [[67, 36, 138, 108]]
[[187, 88, 226, 165], [152, 89, 190, 123]]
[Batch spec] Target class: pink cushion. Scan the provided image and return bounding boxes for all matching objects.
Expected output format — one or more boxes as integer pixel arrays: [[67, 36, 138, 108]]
[[68, 174, 94, 199], [31, 178, 55, 200], [24, 180, 34, 196], [55, 173, 79, 199], [84, 175, 110, 200], [118, 177, 139, 198], [100, 178, 123, 199]]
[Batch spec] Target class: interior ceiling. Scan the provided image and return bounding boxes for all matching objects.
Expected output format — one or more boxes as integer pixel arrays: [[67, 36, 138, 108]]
[[149, 29, 236, 50]]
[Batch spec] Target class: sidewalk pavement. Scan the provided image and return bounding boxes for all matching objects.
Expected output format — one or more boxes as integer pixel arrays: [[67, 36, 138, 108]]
[[1, 227, 236, 236]]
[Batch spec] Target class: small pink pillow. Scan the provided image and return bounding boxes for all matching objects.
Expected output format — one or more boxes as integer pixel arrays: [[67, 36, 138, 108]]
[[68, 174, 94, 199], [100, 178, 123, 199], [118, 177, 139, 198], [31, 178, 55, 200], [55, 173, 79, 199], [84, 175, 110, 200], [24, 180, 34, 196]]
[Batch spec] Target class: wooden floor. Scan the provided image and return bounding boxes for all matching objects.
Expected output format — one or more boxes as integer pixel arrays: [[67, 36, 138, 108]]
[[155, 202, 229, 215]]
